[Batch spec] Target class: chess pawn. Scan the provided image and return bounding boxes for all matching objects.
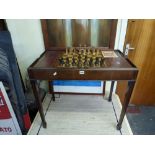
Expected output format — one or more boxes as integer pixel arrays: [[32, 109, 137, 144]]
[[87, 48, 92, 55], [59, 57, 63, 66], [92, 50, 96, 56], [85, 58, 90, 67], [91, 56, 96, 67], [82, 59, 85, 68], [73, 57, 78, 67], [95, 57, 100, 67], [81, 55, 86, 60], [86, 54, 92, 66], [73, 50, 78, 57], [72, 47, 76, 53], [78, 61, 83, 68], [63, 59, 67, 67], [98, 57, 102, 67], [96, 49, 100, 56], [78, 56, 84, 68], [79, 49, 82, 55], [62, 55, 67, 64], [68, 57, 73, 67], [83, 48, 87, 55], [89, 48, 93, 55], [72, 49, 76, 56], [100, 57, 105, 67], [68, 54, 73, 66]]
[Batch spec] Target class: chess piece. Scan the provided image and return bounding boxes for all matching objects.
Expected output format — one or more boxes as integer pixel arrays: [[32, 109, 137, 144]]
[[68, 57, 73, 67], [67, 54, 73, 67], [86, 54, 91, 67], [61, 55, 67, 67], [96, 49, 100, 56], [92, 50, 96, 57], [91, 55, 96, 67], [96, 50, 103, 67], [78, 54, 85, 68], [85, 57, 90, 67], [59, 58, 64, 66], [73, 57, 78, 67], [63, 59, 67, 67], [78, 60, 82, 68]]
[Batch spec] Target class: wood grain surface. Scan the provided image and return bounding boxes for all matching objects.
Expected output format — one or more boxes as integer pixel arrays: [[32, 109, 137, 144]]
[[117, 19, 155, 105]]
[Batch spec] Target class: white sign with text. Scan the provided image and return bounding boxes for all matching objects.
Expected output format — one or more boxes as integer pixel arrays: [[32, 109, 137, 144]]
[[0, 82, 21, 135]]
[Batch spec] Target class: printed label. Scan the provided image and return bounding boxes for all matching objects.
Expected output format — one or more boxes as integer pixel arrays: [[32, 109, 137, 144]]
[[79, 71, 85, 75]]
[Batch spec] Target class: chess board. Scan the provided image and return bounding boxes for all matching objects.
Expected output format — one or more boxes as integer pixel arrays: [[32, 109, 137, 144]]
[[58, 48, 104, 68]]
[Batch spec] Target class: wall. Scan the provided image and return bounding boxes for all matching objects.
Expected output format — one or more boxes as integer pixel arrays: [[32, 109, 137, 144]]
[[115, 19, 128, 51], [6, 19, 127, 92], [6, 19, 45, 83]]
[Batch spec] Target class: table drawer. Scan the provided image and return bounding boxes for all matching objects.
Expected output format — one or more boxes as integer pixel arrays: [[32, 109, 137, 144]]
[[28, 69, 137, 81]]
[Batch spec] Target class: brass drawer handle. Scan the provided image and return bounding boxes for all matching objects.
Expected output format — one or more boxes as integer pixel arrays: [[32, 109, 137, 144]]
[[53, 72, 57, 76]]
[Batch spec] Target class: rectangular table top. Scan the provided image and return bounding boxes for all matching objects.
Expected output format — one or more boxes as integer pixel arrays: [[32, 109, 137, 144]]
[[30, 50, 137, 71], [28, 50, 138, 81]]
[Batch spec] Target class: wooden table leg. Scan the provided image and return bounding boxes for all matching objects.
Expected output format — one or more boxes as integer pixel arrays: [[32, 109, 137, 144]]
[[30, 80, 47, 128], [116, 81, 135, 130], [108, 81, 115, 101], [51, 81, 55, 101], [102, 81, 106, 96]]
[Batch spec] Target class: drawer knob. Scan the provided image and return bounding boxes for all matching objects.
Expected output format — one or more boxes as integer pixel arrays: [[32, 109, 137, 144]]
[[53, 72, 57, 76]]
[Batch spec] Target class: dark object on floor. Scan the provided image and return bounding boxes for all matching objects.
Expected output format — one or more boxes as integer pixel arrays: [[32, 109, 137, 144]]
[[127, 105, 155, 135], [25, 88, 46, 122], [25, 74, 46, 122]]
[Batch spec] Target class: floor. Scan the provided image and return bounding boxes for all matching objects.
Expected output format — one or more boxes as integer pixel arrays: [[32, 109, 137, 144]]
[[127, 105, 155, 135], [28, 93, 132, 135]]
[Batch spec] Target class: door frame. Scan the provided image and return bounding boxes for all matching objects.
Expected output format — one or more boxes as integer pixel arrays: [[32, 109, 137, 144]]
[[105, 19, 128, 93]]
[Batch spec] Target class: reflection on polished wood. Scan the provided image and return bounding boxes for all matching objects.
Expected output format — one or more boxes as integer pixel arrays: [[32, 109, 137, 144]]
[[41, 19, 117, 48]]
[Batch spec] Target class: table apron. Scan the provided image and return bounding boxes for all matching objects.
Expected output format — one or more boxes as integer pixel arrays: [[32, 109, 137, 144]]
[[28, 69, 138, 81]]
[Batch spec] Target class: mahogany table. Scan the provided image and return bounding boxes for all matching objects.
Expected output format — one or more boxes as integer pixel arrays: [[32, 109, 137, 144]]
[[28, 50, 138, 130]]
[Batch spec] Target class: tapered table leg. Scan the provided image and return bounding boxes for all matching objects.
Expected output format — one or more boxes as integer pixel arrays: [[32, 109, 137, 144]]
[[117, 81, 135, 130], [30, 80, 47, 128], [108, 81, 115, 101], [51, 81, 55, 101]]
